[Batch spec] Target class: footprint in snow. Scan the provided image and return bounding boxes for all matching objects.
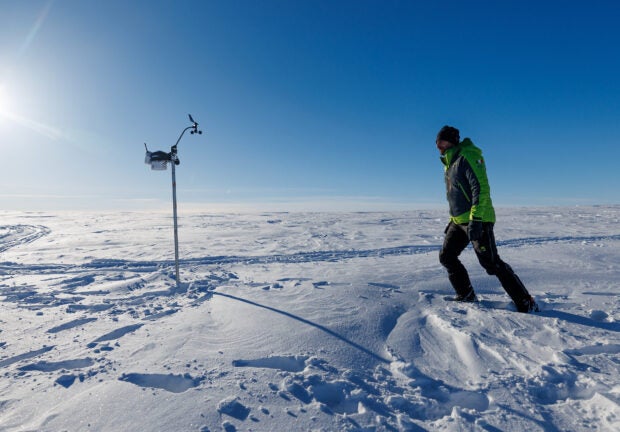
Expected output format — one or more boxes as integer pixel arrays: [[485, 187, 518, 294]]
[[119, 372, 204, 393], [232, 355, 308, 373], [217, 396, 251, 421], [91, 323, 143, 343], [56, 374, 78, 388], [87, 324, 144, 351], [18, 358, 94, 372], [368, 282, 401, 291], [0, 346, 54, 368], [47, 317, 97, 334]]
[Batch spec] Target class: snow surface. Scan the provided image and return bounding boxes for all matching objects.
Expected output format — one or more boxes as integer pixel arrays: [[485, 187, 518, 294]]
[[0, 206, 618, 431]]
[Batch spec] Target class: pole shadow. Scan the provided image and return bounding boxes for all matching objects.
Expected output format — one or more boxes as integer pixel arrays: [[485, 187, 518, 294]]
[[212, 292, 391, 364]]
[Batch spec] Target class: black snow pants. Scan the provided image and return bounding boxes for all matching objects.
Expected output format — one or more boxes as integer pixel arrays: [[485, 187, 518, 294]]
[[439, 221, 531, 304]]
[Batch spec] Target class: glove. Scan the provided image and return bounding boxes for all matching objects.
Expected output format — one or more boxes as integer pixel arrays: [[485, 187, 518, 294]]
[[467, 220, 483, 242]]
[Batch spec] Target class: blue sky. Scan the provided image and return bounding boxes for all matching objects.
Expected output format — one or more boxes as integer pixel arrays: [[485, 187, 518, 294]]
[[1, 0, 619, 211]]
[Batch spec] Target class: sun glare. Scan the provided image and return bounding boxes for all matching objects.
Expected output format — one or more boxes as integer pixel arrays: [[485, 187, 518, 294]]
[[0, 84, 63, 140], [0, 84, 10, 116]]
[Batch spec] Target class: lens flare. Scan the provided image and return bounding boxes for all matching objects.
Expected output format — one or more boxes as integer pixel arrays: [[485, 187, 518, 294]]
[[18, 0, 54, 58]]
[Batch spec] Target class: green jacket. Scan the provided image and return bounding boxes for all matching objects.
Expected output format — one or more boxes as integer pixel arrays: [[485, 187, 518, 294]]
[[440, 138, 496, 224]]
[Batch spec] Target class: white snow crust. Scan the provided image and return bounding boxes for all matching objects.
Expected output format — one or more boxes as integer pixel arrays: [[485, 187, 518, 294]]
[[0, 206, 618, 431]]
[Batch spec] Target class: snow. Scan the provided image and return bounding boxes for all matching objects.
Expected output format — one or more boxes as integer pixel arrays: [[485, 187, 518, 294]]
[[0, 206, 619, 431]]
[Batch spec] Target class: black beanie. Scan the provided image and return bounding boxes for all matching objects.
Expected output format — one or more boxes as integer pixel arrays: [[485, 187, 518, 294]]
[[437, 125, 460, 145]]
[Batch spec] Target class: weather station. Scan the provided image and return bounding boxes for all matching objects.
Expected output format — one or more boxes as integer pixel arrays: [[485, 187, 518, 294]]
[[144, 114, 203, 289]]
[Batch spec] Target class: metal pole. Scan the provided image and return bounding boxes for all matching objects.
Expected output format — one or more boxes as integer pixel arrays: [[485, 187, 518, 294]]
[[144, 115, 201, 290], [171, 152, 180, 289]]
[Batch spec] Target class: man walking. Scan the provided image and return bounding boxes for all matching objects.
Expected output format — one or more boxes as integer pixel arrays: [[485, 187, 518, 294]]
[[436, 125, 538, 313]]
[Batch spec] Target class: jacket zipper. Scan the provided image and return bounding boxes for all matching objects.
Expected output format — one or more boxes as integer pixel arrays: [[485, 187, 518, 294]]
[[456, 180, 471, 203], [449, 153, 471, 203]]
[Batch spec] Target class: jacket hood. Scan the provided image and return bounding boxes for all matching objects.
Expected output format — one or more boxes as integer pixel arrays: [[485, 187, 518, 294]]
[[459, 138, 480, 154], [441, 138, 481, 166]]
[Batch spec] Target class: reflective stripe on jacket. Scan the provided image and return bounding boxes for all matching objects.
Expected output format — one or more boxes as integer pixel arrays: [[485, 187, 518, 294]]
[[440, 138, 496, 224]]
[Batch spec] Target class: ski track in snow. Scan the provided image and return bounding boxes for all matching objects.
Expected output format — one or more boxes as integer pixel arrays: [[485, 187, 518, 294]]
[[1, 232, 618, 275], [0, 225, 51, 253], [0, 208, 619, 431]]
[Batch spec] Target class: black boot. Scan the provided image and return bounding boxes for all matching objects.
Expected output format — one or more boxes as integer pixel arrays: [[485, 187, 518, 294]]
[[448, 271, 477, 302], [515, 296, 539, 313], [495, 263, 536, 312], [454, 287, 478, 302]]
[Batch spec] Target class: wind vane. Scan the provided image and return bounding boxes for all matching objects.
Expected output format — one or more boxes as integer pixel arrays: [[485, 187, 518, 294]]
[[144, 114, 203, 289]]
